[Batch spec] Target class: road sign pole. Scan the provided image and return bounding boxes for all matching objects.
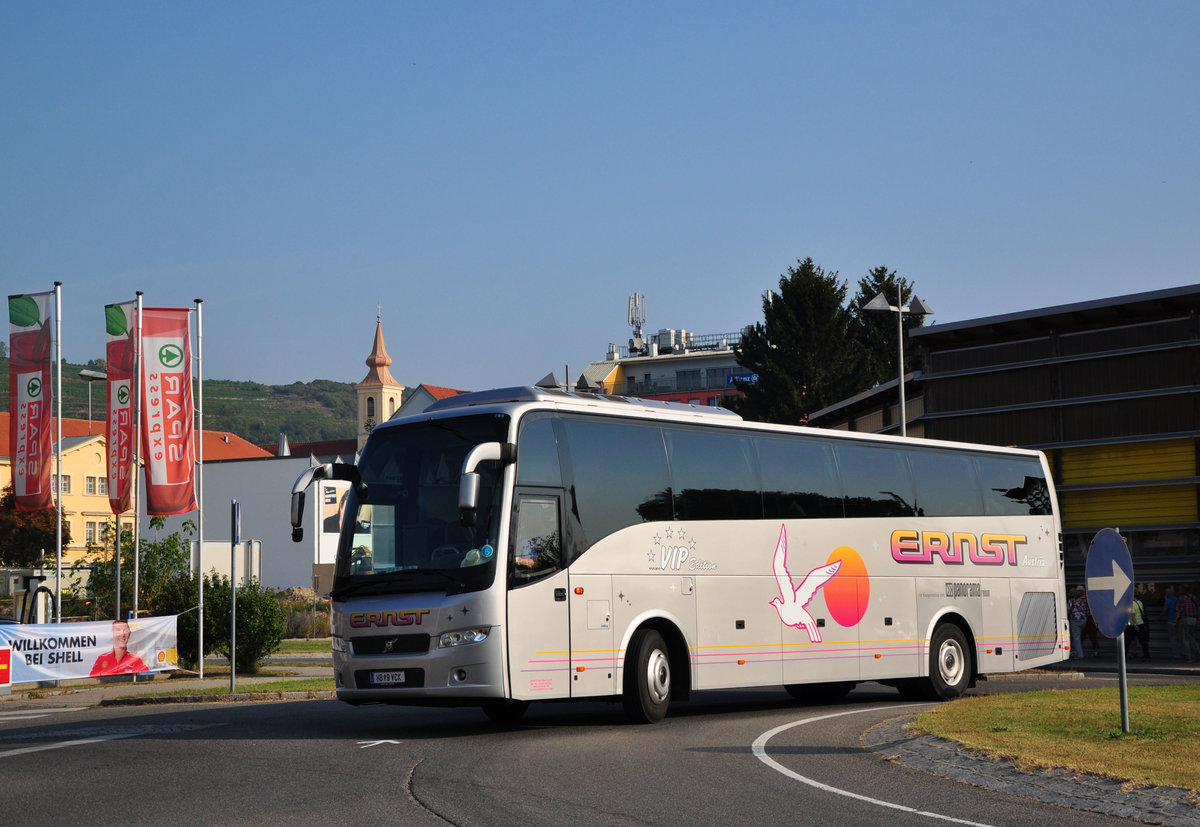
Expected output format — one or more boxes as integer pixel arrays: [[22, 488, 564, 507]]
[[1086, 527, 1134, 734], [231, 500, 240, 694], [1116, 633, 1130, 733]]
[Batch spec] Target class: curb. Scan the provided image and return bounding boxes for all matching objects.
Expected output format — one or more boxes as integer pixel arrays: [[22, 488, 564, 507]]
[[100, 690, 337, 706]]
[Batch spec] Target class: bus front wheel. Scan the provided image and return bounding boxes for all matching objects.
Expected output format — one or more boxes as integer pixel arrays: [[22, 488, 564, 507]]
[[482, 700, 529, 723], [928, 623, 971, 700], [623, 629, 671, 724]]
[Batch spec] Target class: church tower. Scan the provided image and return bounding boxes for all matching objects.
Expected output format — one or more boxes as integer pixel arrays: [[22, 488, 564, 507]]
[[356, 309, 405, 449]]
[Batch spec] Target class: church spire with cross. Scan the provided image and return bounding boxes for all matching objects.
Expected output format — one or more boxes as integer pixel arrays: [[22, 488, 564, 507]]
[[356, 305, 405, 448]]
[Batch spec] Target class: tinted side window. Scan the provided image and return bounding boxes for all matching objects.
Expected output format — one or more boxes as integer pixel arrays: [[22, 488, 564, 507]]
[[757, 435, 843, 519], [976, 455, 1052, 516], [561, 418, 672, 545], [665, 428, 760, 520], [909, 448, 984, 516], [516, 415, 562, 487], [511, 493, 561, 585], [837, 443, 917, 517]]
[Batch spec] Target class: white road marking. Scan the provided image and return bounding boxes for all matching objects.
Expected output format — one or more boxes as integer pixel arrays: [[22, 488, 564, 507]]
[[358, 739, 402, 748], [752, 705, 993, 826], [0, 707, 87, 723], [0, 732, 140, 757], [0, 722, 220, 759]]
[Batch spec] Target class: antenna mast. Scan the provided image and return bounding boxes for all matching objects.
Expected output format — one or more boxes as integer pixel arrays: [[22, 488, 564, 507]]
[[628, 293, 646, 354]]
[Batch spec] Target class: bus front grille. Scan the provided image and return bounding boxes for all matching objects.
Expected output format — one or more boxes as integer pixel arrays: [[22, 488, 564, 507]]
[[351, 634, 432, 655]]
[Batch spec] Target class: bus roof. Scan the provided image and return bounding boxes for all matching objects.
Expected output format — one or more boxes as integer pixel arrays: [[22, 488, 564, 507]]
[[409, 385, 1044, 461], [423, 385, 743, 421]]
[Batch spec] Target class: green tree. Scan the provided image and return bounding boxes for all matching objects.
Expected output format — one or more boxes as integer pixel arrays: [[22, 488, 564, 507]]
[[0, 483, 70, 567], [73, 516, 192, 619], [158, 568, 205, 668], [734, 258, 864, 424], [849, 266, 927, 390]]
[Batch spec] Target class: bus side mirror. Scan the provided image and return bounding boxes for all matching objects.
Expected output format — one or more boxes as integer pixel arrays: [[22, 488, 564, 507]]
[[459, 473, 480, 526], [290, 491, 306, 542], [459, 441, 516, 526], [289, 463, 360, 543]]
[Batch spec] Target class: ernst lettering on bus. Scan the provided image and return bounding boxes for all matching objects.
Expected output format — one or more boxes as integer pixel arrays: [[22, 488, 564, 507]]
[[890, 530, 1028, 565], [349, 609, 430, 628]]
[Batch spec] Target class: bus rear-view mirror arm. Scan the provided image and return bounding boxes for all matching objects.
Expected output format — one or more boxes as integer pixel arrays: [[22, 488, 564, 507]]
[[459, 442, 516, 526], [290, 463, 361, 542]]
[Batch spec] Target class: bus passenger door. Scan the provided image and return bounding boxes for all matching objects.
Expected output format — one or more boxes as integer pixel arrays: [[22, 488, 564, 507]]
[[568, 573, 615, 697], [506, 492, 571, 701]]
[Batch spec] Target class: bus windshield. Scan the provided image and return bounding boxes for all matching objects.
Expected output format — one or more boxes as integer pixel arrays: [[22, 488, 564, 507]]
[[333, 413, 509, 597]]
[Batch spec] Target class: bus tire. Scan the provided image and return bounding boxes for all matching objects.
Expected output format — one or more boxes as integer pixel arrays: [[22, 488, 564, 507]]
[[482, 700, 530, 723], [928, 623, 971, 701], [623, 629, 671, 724]]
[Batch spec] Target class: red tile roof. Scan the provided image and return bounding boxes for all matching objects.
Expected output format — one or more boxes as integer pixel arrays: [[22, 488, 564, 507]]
[[420, 384, 468, 400], [260, 438, 358, 458], [0, 412, 270, 461]]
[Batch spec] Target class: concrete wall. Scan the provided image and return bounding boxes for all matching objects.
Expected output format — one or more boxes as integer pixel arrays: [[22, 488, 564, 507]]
[[138, 455, 321, 590]]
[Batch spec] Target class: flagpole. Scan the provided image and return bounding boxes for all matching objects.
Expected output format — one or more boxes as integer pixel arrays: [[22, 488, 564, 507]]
[[114, 512, 121, 619], [194, 298, 205, 679], [133, 292, 143, 621], [53, 281, 62, 623]]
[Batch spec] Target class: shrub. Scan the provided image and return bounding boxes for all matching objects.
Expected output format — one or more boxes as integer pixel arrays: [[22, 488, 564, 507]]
[[204, 577, 286, 674], [158, 572, 286, 673]]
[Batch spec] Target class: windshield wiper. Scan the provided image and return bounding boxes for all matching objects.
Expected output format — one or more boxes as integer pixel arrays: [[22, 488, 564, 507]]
[[330, 577, 407, 600], [330, 568, 472, 600], [417, 568, 472, 595]]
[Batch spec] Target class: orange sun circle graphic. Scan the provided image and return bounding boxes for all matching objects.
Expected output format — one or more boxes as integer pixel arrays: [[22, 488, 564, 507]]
[[823, 545, 869, 627]]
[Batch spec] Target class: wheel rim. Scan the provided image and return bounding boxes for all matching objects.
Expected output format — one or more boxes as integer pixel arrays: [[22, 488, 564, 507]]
[[937, 636, 965, 687], [646, 647, 670, 704]]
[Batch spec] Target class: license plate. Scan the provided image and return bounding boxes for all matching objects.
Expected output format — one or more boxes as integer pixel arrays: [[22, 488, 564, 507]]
[[370, 671, 406, 686]]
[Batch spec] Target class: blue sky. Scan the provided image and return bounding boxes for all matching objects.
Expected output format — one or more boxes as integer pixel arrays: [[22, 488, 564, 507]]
[[4, 3, 1198, 391]]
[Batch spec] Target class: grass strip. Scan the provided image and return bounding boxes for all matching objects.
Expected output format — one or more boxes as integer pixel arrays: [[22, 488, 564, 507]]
[[912, 685, 1200, 793], [151, 677, 336, 697], [276, 639, 332, 654]]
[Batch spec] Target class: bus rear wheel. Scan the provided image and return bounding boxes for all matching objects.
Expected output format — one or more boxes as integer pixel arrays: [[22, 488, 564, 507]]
[[623, 629, 671, 724], [927, 623, 971, 700]]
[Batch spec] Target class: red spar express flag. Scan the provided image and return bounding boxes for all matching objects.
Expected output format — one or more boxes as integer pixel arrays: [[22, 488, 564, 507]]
[[8, 292, 54, 512], [105, 301, 137, 514], [140, 307, 196, 515]]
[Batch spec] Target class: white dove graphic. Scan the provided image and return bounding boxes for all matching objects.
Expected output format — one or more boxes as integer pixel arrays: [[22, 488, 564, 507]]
[[769, 524, 841, 643]]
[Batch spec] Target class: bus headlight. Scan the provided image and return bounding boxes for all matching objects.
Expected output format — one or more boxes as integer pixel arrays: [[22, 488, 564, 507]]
[[439, 628, 490, 648], [331, 636, 348, 654]]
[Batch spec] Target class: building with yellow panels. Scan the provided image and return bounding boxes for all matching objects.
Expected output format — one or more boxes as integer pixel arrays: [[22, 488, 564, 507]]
[[810, 284, 1200, 587]]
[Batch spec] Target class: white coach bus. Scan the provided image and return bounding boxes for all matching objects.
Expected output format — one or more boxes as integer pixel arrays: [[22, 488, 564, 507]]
[[289, 385, 1066, 723]]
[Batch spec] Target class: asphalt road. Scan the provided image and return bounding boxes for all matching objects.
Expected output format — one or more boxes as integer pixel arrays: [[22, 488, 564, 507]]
[[2, 672, 1196, 826]]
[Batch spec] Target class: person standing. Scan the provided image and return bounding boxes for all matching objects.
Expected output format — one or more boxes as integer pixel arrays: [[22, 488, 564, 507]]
[[1125, 592, 1150, 661], [1177, 584, 1200, 662], [1159, 587, 1179, 659], [1068, 587, 1088, 659]]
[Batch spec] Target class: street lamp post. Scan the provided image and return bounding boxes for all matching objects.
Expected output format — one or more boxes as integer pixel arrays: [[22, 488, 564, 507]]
[[864, 285, 933, 437], [79, 368, 107, 433]]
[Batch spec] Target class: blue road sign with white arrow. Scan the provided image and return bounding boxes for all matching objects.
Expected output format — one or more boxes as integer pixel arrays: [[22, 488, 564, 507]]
[[1085, 527, 1134, 639]]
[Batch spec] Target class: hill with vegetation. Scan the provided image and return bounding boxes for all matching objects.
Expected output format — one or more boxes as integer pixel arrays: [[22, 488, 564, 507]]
[[0, 356, 357, 446]]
